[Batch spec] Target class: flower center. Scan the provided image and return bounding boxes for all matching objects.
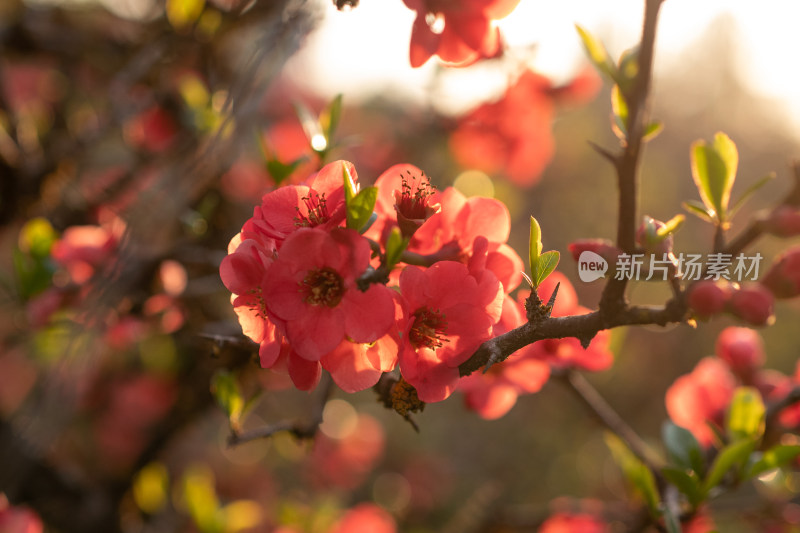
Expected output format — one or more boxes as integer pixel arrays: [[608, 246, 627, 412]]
[[294, 192, 330, 228], [301, 267, 344, 307], [409, 307, 449, 350], [397, 170, 435, 220]]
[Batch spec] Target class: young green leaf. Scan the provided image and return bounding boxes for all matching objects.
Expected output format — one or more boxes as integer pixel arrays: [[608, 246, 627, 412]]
[[611, 84, 629, 141], [529, 215, 542, 266], [385, 227, 409, 270], [319, 93, 343, 145], [532, 250, 560, 289], [575, 25, 618, 82], [662, 421, 705, 475], [702, 438, 756, 495], [643, 121, 664, 142], [605, 432, 660, 515], [690, 132, 738, 224], [656, 214, 685, 238], [211, 370, 243, 430], [746, 444, 800, 479], [682, 200, 714, 222], [729, 172, 776, 219], [727, 387, 765, 442]]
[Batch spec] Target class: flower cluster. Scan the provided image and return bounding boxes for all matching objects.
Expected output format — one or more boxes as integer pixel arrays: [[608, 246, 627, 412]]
[[222, 159, 615, 412]]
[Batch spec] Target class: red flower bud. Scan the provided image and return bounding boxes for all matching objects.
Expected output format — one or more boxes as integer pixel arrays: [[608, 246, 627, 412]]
[[567, 239, 622, 265], [764, 206, 800, 237], [687, 280, 733, 318], [715, 327, 765, 380], [761, 246, 800, 299], [728, 284, 775, 326]]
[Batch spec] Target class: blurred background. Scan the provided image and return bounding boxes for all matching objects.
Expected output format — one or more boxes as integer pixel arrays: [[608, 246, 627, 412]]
[[2, 0, 800, 531]]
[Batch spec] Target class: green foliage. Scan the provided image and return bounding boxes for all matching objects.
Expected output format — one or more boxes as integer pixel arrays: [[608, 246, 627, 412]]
[[702, 437, 756, 496], [746, 444, 800, 479], [726, 387, 765, 442], [605, 432, 660, 515], [343, 162, 378, 232], [662, 466, 703, 508], [575, 25, 618, 83], [690, 132, 739, 225], [211, 370, 244, 431], [385, 227, 408, 271], [12, 218, 58, 301], [662, 421, 705, 476], [527, 216, 559, 289]]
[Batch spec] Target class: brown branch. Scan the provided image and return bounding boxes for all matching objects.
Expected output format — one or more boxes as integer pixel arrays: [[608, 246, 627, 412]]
[[459, 299, 686, 377], [600, 0, 665, 313]]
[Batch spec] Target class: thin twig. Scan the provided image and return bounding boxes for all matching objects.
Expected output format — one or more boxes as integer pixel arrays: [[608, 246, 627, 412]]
[[228, 373, 333, 446], [560, 371, 663, 474]]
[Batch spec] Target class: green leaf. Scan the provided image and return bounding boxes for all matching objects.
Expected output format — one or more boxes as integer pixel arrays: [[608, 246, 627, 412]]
[[746, 444, 800, 479], [727, 387, 765, 442], [266, 157, 304, 186], [319, 94, 343, 146], [385, 227, 408, 270], [617, 47, 640, 91], [611, 84, 628, 141], [729, 172, 776, 219], [605, 432, 660, 515], [690, 132, 738, 224], [348, 187, 378, 232], [662, 466, 703, 508], [532, 250, 560, 289], [656, 214, 685, 238], [211, 370, 243, 430], [643, 121, 664, 142], [182, 465, 222, 533], [702, 438, 756, 495], [166, 0, 205, 30], [529, 215, 542, 267], [662, 421, 705, 475], [575, 25, 618, 82], [19, 217, 57, 259], [682, 200, 714, 222]]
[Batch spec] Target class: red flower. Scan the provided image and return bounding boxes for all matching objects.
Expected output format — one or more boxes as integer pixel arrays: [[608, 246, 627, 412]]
[[263, 228, 395, 361], [51, 223, 121, 284], [665, 357, 736, 446], [459, 294, 550, 419], [539, 512, 608, 533], [529, 273, 613, 372], [402, 0, 520, 68], [246, 160, 354, 248], [450, 69, 599, 186], [393, 168, 441, 238], [397, 240, 503, 402]]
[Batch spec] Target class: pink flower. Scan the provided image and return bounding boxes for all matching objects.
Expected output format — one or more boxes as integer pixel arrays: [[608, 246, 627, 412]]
[[51, 223, 120, 284], [529, 273, 613, 372], [0, 496, 43, 533], [459, 294, 550, 419], [393, 168, 441, 239], [715, 327, 765, 382], [321, 292, 403, 393], [402, 0, 520, 68], [246, 160, 354, 248], [398, 240, 503, 402], [264, 228, 395, 361], [124, 106, 177, 153], [665, 357, 736, 446], [448, 70, 556, 186]]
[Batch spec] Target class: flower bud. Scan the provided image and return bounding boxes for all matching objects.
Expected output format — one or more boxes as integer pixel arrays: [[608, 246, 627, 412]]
[[567, 239, 622, 266], [764, 206, 800, 238], [636, 216, 673, 255], [715, 327, 765, 380], [728, 284, 775, 326], [687, 280, 733, 318], [761, 246, 800, 299]]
